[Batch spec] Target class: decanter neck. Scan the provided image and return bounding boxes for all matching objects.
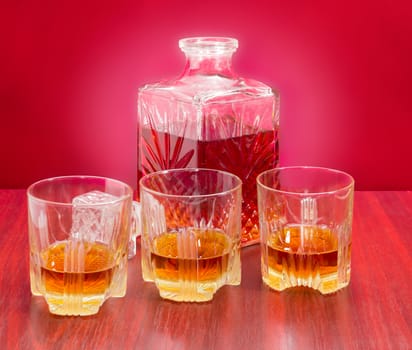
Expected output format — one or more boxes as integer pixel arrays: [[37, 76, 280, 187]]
[[179, 37, 238, 78]]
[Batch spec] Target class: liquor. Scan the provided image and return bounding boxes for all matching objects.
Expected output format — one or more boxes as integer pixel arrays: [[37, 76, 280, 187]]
[[262, 225, 351, 294], [39, 241, 116, 315], [139, 127, 278, 245], [148, 228, 232, 302]]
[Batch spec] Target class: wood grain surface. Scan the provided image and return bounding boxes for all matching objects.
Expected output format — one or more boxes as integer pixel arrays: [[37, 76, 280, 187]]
[[0, 190, 411, 349]]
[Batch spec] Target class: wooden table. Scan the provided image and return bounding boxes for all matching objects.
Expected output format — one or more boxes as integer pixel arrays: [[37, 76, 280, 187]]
[[0, 190, 411, 349]]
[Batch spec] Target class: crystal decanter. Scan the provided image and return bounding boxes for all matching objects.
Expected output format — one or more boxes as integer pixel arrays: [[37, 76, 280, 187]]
[[137, 37, 279, 246]]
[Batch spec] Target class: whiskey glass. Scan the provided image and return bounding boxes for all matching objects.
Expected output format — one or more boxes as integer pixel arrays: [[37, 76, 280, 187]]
[[257, 166, 354, 294], [28, 176, 133, 316], [140, 168, 242, 302]]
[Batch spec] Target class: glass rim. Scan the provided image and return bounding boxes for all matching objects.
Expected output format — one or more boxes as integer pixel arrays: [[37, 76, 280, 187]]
[[140, 168, 242, 199], [256, 166, 355, 196], [27, 175, 133, 206]]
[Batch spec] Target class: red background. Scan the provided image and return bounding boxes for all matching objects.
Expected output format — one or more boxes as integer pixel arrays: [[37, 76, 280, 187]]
[[1, 0, 411, 190]]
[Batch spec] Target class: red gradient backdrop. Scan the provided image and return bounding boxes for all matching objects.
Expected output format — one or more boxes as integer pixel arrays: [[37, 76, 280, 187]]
[[1, 0, 411, 190]]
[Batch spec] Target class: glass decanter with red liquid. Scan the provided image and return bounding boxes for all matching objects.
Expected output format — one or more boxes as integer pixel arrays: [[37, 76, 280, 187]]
[[137, 37, 280, 246]]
